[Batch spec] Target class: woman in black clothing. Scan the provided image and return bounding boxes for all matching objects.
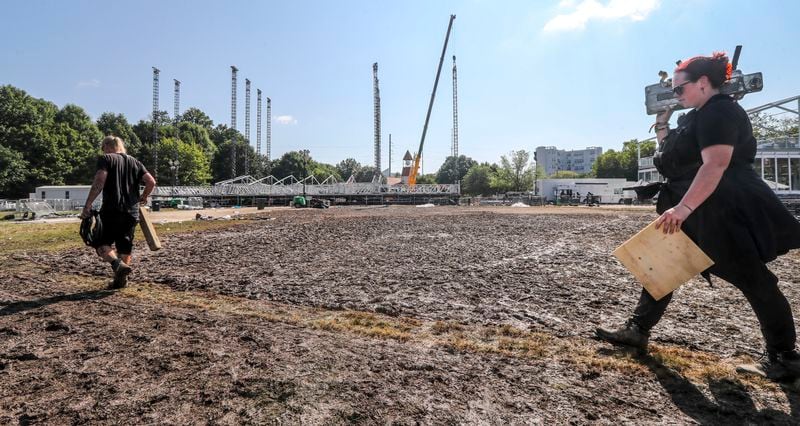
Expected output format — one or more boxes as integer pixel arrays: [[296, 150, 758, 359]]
[[596, 52, 800, 379]]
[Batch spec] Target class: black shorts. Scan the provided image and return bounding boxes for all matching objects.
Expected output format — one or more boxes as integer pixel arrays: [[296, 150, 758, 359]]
[[94, 211, 138, 255]]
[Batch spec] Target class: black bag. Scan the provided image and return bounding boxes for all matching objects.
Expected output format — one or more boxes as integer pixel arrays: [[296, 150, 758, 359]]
[[79, 210, 102, 247]]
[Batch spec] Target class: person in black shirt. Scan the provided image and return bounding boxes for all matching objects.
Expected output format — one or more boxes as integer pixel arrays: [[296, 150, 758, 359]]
[[597, 52, 800, 380], [81, 136, 156, 289]]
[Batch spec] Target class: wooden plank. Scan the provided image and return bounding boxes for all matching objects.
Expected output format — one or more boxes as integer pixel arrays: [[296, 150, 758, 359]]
[[138, 207, 161, 251], [613, 219, 713, 300]]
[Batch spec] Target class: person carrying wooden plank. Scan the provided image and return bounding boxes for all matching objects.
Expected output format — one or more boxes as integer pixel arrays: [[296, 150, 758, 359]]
[[80, 135, 156, 289]]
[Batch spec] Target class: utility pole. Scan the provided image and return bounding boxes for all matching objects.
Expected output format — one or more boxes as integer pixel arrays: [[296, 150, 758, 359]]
[[230, 66, 238, 178], [245, 78, 251, 175], [373, 62, 381, 177], [152, 67, 160, 180], [257, 89, 262, 156]]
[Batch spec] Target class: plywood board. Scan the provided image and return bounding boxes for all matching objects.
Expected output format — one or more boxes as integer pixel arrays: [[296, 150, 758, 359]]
[[139, 207, 162, 251], [613, 219, 713, 300]]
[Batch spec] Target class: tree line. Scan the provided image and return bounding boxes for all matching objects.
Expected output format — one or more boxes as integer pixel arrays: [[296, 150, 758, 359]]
[[8, 84, 691, 198], [0, 85, 551, 198]]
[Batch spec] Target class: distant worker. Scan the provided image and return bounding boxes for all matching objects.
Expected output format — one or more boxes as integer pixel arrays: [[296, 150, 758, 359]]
[[597, 52, 800, 380], [80, 136, 156, 289]]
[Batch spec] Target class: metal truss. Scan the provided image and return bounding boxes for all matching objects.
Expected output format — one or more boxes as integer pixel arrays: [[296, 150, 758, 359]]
[[154, 175, 459, 197]]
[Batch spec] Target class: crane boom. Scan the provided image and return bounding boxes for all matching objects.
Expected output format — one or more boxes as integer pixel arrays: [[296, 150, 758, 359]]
[[409, 14, 456, 186]]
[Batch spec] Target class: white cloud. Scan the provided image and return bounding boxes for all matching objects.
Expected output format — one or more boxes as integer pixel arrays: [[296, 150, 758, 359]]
[[275, 115, 297, 125], [77, 79, 101, 88], [543, 0, 660, 32]]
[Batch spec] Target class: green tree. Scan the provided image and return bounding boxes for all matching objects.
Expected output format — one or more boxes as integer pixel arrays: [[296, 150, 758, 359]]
[[177, 121, 216, 160], [491, 150, 534, 192], [0, 86, 102, 196], [96, 112, 142, 156], [593, 149, 624, 178], [461, 163, 494, 196], [209, 124, 240, 147], [252, 150, 306, 181], [354, 165, 378, 182], [751, 112, 799, 140], [414, 173, 437, 184], [594, 139, 655, 181], [157, 137, 212, 185], [210, 139, 262, 181], [54, 104, 103, 184], [436, 155, 477, 184], [310, 162, 341, 182], [0, 144, 28, 196], [335, 158, 362, 181], [180, 107, 214, 130]]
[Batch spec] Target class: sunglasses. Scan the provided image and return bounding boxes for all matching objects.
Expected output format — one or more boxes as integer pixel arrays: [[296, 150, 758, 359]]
[[672, 80, 694, 96]]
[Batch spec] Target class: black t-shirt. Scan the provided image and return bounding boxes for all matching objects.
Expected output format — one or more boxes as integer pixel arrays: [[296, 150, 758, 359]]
[[654, 94, 756, 181], [97, 153, 148, 218], [694, 94, 757, 166]]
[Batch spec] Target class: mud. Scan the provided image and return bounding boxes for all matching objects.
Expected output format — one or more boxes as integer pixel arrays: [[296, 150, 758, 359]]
[[3, 206, 800, 424]]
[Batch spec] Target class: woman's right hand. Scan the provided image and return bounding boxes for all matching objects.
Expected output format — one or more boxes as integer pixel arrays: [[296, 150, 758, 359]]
[[656, 108, 673, 125]]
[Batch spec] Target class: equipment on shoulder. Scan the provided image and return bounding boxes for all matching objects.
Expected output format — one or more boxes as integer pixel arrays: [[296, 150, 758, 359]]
[[79, 209, 103, 247], [644, 45, 763, 115]]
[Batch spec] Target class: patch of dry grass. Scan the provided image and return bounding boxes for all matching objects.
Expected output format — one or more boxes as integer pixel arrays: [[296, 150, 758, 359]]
[[431, 320, 465, 335], [0, 219, 253, 257], [40, 269, 789, 393]]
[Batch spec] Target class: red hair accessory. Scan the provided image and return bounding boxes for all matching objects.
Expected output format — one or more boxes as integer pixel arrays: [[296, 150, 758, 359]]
[[725, 62, 733, 80]]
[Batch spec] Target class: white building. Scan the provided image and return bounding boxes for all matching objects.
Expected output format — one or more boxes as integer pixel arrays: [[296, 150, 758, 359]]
[[754, 137, 800, 193], [535, 178, 637, 204], [29, 185, 97, 210], [535, 146, 603, 176]]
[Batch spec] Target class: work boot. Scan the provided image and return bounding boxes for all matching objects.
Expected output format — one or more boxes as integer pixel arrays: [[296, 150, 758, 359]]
[[109, 261, 132, 289], [595, 320, 649, 351], [761, 350, 800, 380]]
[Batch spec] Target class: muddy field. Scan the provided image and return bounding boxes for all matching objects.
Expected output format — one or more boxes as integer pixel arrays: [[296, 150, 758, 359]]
[[3, 206, 800, 424]]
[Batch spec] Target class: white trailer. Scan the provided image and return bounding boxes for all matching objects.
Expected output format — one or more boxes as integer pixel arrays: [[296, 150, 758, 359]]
[[535, 178, 638, 204]]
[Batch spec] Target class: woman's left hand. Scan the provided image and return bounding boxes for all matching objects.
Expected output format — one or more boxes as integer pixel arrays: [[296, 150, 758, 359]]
[[655, 205, 691, 234]]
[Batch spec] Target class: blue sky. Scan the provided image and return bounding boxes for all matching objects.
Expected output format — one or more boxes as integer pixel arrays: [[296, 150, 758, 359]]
[[2, 0, 798, 174]]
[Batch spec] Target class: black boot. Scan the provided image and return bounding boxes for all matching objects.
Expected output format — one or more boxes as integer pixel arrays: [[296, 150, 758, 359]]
[[596, 320, 649, 350], [109, 260, 132, 289], [762, 350, 800, 380]]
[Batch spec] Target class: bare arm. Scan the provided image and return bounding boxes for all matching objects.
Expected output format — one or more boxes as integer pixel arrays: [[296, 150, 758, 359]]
[[81, 170, 107, 218], [679, 145, 733, 211], [139, 172, 156, 205], [655, 144, 733, 233]]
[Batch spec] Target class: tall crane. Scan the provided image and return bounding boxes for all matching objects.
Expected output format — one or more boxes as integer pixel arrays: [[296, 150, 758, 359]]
[[408, 14, 456, 186]]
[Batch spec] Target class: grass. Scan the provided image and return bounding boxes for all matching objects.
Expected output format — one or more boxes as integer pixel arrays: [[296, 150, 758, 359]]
[[0, 219, 253, 257]]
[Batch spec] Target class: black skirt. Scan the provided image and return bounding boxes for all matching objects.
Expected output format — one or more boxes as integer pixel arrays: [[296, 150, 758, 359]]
[[658, 165, 800, 277]]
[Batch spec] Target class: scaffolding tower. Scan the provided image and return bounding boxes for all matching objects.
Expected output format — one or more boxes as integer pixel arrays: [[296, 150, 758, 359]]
[[452, 55, 459, 158], [173, 79, 181, 122], [230, 66, 238, 177], [245, 78, 251, 175], [373, 62, 381, 176], [257, 89, 262, 156], [266, 97, 272, 161], [173, 79, 181, 139], [152, 67, 160, 179], [230, 66, 238, 130]]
